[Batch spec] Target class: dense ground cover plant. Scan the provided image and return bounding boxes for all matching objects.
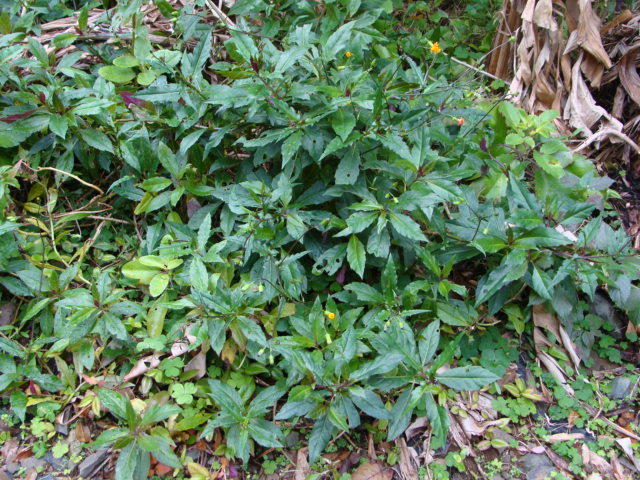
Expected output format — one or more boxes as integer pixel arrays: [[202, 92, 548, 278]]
[[0, 0, 638, 478]]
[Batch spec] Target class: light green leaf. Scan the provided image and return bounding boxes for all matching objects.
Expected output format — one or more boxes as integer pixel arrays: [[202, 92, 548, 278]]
[[346, 235, 365, 278], [136, 70, 157, 86], [99, 65, 136, 84], [149, 273, 170, 297], [323, 21, 355, 60], [436, 366, 500, 391], [122, 260, 159, 283], [113, 55, 141, 68], [190, 258, 208, 291]]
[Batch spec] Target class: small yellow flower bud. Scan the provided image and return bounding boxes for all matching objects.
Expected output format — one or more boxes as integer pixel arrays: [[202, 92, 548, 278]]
[[345, 51, 353, 58], [430, 42, 442, 54], [324, 310, 336, 320]]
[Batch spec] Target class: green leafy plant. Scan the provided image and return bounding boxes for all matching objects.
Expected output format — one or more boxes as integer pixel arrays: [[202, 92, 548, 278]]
[[0, 0, 638, 476], [94, 389, 182, 480], [202, 381, 285, 463]]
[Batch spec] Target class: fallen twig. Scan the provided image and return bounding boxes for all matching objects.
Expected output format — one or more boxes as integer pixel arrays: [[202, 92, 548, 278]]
[[572, 128, 640, 156]]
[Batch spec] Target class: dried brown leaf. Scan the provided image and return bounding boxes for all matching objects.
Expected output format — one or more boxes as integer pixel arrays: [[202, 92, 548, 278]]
[[294, 448, 310, 480], [616, 438, 640, 472], [185, 348, 207, 379], [404, 417, 428, 441], [546, 432, 585, 442], [582, 443, 612, 473], [565, 0, 611, 68], [395, 438, 419, 480], [619, 44, 640, 106], [351, 462, 393, 480], [611, 451, 629, 480], [122, 354, 161, 382], [532, 0, 555, 30]]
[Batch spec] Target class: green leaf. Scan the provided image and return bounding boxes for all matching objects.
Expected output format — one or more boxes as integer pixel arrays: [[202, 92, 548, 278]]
[[147, 302, 167, 337], [418, 321, 440, 365], [424, 392, 449, 449], [381, 257, 397, 298], [323, 21, 355, 60], [186, 31, 212, 77], [140, 403, 181, 426], [281, 130, 302, 167], [335, 147, 360, 185], [80, 129, 114, 153], [349, 353, 403, 381], [387, 388, 413, 441], [309, 414, 335, 461], [92, 428, 130, 448], [99, 65, 136, 84], [98, 389, 130, 421], [514, 226, 571, 248], [346, 235, 365, 278], [344, 282, 384, 303], [139, 434, 181, 468], [508, 172, 541, 212], [113, 55, 141, 68], [328, 406, 350, 431], [115, 441, 139, 480], [71, 98, 113, 116], [248, 385, 285, 415], [475, 264, 516, 306], [149, 273, 170, 297], [248, 418, 283, 448], [505, 133, 524, 146], [275, 401, 315, 420], [207, 380, 243, 416], [389, 212, 426, 242], [141, 177, 172, 192], [0, 337, 25, 359], [137, 70, 157, 86], [332, 109, 356, 142], [10, 389, 27, 422], [436, 366, 500, 391], [436, 302, 472, 327], [381, 133, 413, 165], [349, 387, 390, 420], [530, 266, 552, 299], [227, 424, 250, 463], [190, 258, 208, 291]]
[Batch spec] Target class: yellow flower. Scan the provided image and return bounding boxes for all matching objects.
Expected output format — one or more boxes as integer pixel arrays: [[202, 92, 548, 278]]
[[324, 310, 336, 320], [345, 51, 353, 58], [430, 42, 442, 54]]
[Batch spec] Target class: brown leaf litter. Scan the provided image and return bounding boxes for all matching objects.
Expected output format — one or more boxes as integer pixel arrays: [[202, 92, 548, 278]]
[[488, 1, 640, 247]]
